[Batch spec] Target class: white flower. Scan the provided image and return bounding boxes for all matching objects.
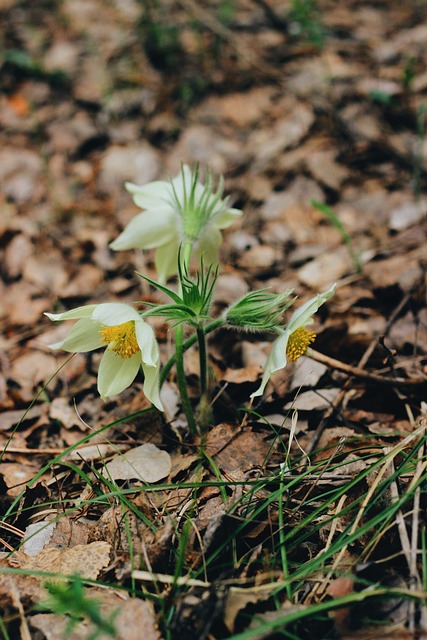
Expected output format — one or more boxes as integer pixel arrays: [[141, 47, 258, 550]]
[[109, 165, 242, 282], [45, 303, 163, 410], [251, 284, 336, 398]]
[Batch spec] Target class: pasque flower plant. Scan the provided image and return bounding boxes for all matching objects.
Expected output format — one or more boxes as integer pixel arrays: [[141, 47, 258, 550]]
[[46, 164, 335, 434]]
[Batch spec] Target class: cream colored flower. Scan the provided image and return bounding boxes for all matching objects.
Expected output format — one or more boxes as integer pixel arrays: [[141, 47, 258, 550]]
[[251, 284, 336, 398], [110, 165, 242, 282], [45, 303, 163, 409]]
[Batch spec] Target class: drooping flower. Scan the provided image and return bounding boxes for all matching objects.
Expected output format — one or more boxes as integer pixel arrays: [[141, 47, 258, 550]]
[[45, 303, 163, 410], [251, 284, 336, 398], [109, 164, 242, 282]]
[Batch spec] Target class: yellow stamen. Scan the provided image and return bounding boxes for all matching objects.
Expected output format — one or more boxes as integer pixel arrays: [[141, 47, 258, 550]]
[[99, 321, 139, 359], [286, 327, 316, 362]]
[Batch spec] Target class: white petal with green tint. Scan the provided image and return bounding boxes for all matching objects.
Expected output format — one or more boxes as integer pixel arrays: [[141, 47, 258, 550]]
[[97, 348, 141, 398], [49, 318, 102, 353], [170, 164, 194, 202], [45, 304, 97, 322], [92, 302, 140, 326], [214, 207, 243, 229], [135, 321, 159, 367], [251, 331, 288, 398], [154, 239, 181, 284], [287, 284, 336, 332], [196, 226, 222, 264], [110, 208, 177, 251], [142, 364, 163, 411], [125, 180, 173, 209]]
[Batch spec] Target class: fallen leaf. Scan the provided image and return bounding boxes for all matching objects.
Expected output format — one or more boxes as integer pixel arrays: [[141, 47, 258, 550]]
[[49, 397, 82, 429], [297, 247, 354, 289], [102, 443, 172, 483], [291, 356, 328, 389], [23, 521, 56, 557], [284, 389, 340, 411], [206, 425, 272, 475], [30, 593, 160, 640], [15, 541, 111, 580], [224, 584, 278, 632], [0, 463, 39, 497]]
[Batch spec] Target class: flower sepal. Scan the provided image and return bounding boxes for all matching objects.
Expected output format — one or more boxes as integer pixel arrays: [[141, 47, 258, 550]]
[[138, 254, 218, 327]]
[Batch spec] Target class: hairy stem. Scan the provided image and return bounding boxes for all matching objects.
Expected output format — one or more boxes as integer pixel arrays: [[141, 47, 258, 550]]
[[159, 318, 224, 389], [197, 323, 208, 397], [173, 240, 198, 434], [175, 322, 198, 435]]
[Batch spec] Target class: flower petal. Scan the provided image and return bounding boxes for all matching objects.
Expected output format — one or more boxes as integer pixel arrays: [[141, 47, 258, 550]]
[[170, 164, 193, 203], [214, 207, 243, 229], [97, 348, 140, 398], [45, 304, 97, 322], [251, 331, 289, 398], [125, 180, 173, 209], [141, 363, 163, 411], [154, 239, 180, 283], [135, 321, 159, 367], [109, 208, 178, 251], [196, 226, 222, 263], [288, 284, 336, 332], [49, 318, 102, 352], [92, 303, 140, 326]]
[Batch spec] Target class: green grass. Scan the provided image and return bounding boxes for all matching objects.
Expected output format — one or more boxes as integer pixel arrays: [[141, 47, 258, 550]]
[[1, 395, 426, 638]]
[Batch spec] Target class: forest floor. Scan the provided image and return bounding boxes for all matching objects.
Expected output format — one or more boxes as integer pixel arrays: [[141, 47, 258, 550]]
[[1, 0, 427, 638]]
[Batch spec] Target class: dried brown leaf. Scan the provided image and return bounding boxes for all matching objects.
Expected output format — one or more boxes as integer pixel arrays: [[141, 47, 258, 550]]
[[14, 541, 111, 580]]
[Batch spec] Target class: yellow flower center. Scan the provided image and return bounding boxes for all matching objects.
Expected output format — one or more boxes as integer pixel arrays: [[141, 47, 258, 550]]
[[286, 327, 316, 362], [99, 321, 139, 359]]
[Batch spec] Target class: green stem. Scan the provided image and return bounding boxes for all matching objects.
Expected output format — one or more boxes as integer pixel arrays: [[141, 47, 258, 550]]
[[196, 323, 208, 397], [175, 322, 198, 436], [173, 239, 198, 434], [159, 318, 224, 389], [196, 321, 211, 432], [182, 240, 193, 270]]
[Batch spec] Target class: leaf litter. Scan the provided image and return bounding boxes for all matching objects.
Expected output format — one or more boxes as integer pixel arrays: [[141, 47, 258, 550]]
[[1, 0, 427, 637]]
